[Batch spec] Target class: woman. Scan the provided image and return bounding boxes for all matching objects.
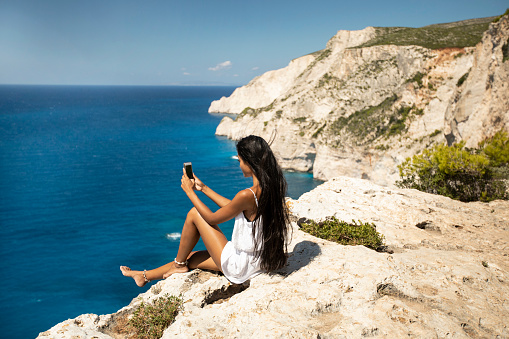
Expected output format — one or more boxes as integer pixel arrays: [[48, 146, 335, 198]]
[[120, 135, 290, 286]]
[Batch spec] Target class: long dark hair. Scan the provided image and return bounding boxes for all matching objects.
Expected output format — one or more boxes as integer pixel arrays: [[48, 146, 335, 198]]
[[236, 135, 290, 271]]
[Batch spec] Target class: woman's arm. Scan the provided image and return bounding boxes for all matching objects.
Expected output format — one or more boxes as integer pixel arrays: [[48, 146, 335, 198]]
[[193, 175, 230, 208], [182, 172, 252, 225]]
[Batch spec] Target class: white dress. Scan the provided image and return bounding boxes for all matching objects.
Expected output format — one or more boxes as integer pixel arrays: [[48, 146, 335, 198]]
[[220, 188, 263, 284]]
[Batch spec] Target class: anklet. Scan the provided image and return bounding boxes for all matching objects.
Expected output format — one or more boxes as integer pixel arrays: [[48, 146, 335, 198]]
[[174, 258, 188, 266], [143, 270, 150, 282]]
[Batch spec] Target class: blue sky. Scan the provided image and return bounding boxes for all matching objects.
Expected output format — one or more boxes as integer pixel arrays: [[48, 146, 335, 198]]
[[0, 0, 507, 86]]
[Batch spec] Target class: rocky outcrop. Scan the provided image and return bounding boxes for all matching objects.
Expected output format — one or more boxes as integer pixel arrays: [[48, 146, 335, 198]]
[[444, 15, 509, 147], [209, 54, 317, 114], [208, 28, 379, 115], [38, 177, 509, 338], [212, 15, 509, 186]]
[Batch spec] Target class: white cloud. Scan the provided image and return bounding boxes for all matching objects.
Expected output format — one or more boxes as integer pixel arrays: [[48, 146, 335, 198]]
[[183, 72, 191, 76], [251, 66, 259, 71], [209, 60, 232, 71], [233, 74, 239, 77]]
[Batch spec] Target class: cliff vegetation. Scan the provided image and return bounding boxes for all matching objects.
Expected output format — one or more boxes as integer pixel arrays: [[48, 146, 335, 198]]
[[397, 129, 509, 202], [299, 216, 386, 251], [356, 17, 495, 49]]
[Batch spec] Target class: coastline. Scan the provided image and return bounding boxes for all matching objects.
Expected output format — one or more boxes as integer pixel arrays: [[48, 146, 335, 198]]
[[38, 176, 509, 338]]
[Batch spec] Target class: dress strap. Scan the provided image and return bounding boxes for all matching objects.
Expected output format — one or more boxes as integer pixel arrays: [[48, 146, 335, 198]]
[[247, 188, 259, 207]]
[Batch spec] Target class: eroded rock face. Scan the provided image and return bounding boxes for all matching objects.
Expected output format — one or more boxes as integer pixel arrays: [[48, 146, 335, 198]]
[[208, 54, 316, 115], [38, 177, 509, 338], [444, 15, 509, 147], [213, 16, 509, 186]]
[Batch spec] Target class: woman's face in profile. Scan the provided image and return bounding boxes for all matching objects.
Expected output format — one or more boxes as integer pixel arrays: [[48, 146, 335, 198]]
[[238, 155, 253, 178]]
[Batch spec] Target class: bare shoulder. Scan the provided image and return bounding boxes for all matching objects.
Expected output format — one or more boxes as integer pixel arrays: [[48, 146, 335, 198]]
[[230, 189, 254, 205], [235, 189, 252, 200]]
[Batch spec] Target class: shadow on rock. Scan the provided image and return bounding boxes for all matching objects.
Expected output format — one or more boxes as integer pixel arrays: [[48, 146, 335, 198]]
[[273, 240, 322, 277]]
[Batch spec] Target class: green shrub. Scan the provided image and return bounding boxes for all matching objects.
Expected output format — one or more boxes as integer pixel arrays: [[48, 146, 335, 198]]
[[457, 72, 469, 87], [375, 144, 390, 151], [502, 39, 509, 63], [312, 123, 326, 138], [429, 129, 442, 138], [492, 9, 509, 23], [397, 133, 509, 202], [479, 130, 509, 167], [315, 49, 332, 62], [127, 294, 183, 339], [331, 94, 398, 142], [407, 72, 425, 88], [300, 217, 385, 251], [386, 105, 412, 137], [357, 17, 493, 50], [238, 107, 257, 119], [414, 108, 424, 116], [329, 97, 428, 144]]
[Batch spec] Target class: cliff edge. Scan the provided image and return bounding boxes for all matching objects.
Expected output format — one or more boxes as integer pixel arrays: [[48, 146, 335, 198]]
[[212, 15, 509, 186], [38, 177, 509, 338]]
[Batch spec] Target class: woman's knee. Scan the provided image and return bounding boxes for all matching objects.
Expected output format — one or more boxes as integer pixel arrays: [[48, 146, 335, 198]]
[[187, 207, 207, 225], [187, 207, 198, 219]]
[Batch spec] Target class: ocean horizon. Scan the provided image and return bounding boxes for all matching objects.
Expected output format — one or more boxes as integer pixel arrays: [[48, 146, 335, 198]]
[[0, 85, 322, 338]]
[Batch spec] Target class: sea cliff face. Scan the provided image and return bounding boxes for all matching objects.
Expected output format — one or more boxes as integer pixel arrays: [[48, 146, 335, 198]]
[[212, 15, 509, 186], [38, 176, 509, 338], [444, 15, 509, 147], [38, 15, 509, 339]]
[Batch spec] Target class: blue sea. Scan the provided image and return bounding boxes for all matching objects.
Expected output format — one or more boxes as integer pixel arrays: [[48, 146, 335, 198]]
[[0, 85, 322, 338]]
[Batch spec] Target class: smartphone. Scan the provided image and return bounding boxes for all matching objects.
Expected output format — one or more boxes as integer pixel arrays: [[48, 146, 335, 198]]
[[183, 162, 194, 179]]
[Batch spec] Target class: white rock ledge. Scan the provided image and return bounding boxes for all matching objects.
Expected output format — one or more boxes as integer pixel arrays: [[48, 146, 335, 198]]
[[38, 177, 509, 338]]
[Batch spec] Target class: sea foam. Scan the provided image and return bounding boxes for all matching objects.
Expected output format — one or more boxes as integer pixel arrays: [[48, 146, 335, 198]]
[[166, 232, 181, 241]]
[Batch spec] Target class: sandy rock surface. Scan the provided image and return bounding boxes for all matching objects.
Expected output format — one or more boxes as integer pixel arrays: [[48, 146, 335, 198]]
[[38, 177, 509, 338]]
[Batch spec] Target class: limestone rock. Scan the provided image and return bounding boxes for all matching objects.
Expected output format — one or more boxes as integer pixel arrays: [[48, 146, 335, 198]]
[[209, 54, 315, 115], [212, 16, 509, 185], [208, 27, 378, 115], [444, 15, 509, 147], [38, 177, 509, 338]]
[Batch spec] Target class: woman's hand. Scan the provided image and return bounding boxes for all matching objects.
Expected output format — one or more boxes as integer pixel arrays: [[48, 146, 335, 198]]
[[193, 175, 206, 192], [181, 168, 196, 194]]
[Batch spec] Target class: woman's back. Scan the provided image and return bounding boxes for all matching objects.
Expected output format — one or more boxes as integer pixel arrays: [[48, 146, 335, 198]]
[[235, 136, 290, 272], [231, 188, 262, 253], [221, 188, 264, 283]]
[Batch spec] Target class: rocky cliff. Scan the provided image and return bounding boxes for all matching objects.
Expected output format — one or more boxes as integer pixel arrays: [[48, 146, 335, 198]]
[[37, 15, 509, 339], [211, 15, 509, 186], [38, 177, 509, 338]]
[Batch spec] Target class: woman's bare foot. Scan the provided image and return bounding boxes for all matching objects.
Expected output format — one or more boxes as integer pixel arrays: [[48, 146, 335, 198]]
[[162, 261, 189, 279], [120, 266, 148, 287]]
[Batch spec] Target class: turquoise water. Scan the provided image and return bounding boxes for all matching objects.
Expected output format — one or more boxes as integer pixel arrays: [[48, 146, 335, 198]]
[[0, 85, 322, 338]]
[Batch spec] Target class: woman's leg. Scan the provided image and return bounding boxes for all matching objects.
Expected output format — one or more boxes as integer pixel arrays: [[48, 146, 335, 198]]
[[162, 207, 228, 278], [120, 264, 176, 287], [121, 207, 227, 286]]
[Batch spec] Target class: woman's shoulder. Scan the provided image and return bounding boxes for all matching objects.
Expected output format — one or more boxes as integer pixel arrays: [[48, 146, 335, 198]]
[[234, 188, 258, 204], [236, 188, 254, 198], [233, 188, 253, 200]]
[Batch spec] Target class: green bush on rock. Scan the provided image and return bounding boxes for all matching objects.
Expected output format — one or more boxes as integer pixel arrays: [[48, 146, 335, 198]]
[[300, 217, 386, 251], [127, 294, 183, 339], [479, 130, 509, 167], [396, 130, 509, 202]]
